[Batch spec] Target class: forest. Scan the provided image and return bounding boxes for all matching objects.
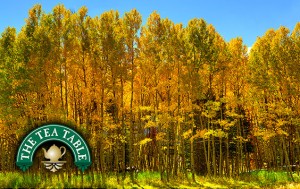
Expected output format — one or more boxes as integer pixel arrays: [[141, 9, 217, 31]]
[[1, 4, 300, 188]]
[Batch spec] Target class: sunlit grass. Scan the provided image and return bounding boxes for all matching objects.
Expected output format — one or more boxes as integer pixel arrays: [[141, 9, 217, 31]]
[[1, 170, 300, 188], [240, 170, 300, 187]]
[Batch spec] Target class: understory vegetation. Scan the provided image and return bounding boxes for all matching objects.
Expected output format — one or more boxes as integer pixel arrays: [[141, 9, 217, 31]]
[[2, 171, 300, 188]]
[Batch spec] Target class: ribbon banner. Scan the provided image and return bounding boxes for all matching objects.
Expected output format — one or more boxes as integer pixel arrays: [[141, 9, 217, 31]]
[[16, 124, 91, 171]]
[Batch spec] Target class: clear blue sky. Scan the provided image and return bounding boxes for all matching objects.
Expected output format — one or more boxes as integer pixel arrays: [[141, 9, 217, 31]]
[[1, 0, 300, 47]]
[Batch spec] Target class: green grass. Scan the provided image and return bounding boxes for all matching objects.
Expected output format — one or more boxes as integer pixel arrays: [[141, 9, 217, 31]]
[[1, 170, 300, 188], [240, 170, 300, 187]]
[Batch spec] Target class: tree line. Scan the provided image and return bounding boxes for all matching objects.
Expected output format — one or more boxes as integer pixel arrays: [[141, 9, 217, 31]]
[[1, 4, 300, 182]]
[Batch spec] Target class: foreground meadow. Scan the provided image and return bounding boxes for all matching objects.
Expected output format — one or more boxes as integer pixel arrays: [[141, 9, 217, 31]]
[[1, 170, 300, 188]]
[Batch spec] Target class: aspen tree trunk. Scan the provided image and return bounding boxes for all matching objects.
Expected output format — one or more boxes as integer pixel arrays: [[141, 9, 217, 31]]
[[166, 75, 171, 182], [212, 122, 216, 177], [208, 73, 214, 176], [272, 138, 277, 170], [166, 126, 170, 182], [60, 62, 64, 110], [72, 84, 77, 123], [207, 119, 211, 176], [203, 137, 210, 176], [190, 138, 196, 182], [295, 129, 300, 175], [188, 92, 196, 181], [0, 139, 2, 172], [219, 64, 225, 177], [129, 43, 135, 183], [282, 136, 294, 181], [226, 137, 230, 177], [280, 141, 284, 169], [155, 69, 164, 182], [173, 122, 179, 176], [236, 114, 242, 176], [199, 113, 209, 176], [64, 59, 68, 117], [182, 135, 189, 181], [121, 75, 126, 181], [100, 67, 106, 186], [219, 137, 223, 176], [173, 61, 181, 176]]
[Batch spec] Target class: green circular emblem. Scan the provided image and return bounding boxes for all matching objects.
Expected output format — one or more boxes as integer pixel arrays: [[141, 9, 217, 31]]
[[16, 124, 92, 172]]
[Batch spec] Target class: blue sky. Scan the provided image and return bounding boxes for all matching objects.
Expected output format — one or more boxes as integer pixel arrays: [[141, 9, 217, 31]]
[[1, 0, 300, 47]]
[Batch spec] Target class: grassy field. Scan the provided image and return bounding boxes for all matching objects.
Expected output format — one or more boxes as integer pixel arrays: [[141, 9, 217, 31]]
[[1, 170, 300, 188]]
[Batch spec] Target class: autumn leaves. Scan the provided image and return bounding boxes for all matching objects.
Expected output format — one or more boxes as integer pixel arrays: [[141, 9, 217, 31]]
[[1, 4, 300, 178]]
